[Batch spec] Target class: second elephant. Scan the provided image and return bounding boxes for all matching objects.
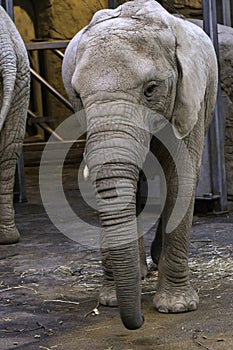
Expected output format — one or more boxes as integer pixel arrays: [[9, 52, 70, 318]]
[[0, 6, 30, 244]]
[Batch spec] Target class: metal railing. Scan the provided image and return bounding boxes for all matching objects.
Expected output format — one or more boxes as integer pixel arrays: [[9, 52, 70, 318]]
[[216, 0, 233, 26], [108, 0, 122, 8], [197, 0, 228, 212], [26, 40, 74, 142], [0, 0, 14, 19]]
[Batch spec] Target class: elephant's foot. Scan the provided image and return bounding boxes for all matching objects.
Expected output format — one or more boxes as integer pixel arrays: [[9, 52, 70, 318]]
[[99, 279, 117, 307], [0, 224, 20, 244], [153, 284, 199, 313]]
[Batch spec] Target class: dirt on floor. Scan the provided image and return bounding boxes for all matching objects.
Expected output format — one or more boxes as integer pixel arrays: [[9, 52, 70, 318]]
[[0, 166, 232, 350]]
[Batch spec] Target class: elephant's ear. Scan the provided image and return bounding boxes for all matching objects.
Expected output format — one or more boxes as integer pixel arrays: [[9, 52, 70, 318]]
[[62, 28, 87, 112], [88, 6, 122, 28], [171, 19, 210, 139], [63, 6, 122, 111]]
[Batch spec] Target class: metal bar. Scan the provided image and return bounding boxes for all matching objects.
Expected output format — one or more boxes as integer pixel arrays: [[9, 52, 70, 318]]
[[108, 0, 115, 9], [1, 0, 14, 19], [222, 0, 231, 26], [27, 110, 64, 142], [28, 109, 41, 119], [53, 49, 64, 60], [30, 67, 74, 112], [202, 0, 228, 212], [203, 0, 219, 57], [38, 123, 64, 142], [5, 0, 13, 20], [25, 41, 69, 51], [108, 0, 122, 9], [27, 110, 56, 123], [231, 0, 233, 25]]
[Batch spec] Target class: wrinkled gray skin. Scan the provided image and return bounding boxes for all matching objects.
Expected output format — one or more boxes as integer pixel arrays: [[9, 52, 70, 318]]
[[0, 7, 30, 244], [62, 0, 218, 330]]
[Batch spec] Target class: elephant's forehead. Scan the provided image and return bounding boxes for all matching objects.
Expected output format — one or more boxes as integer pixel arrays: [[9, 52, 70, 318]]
[[74, 21, 175, 96], [81, 18, 175, 56]]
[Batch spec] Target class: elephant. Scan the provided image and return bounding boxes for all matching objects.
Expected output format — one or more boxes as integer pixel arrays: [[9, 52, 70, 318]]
[[62, 0, 218, 330], [0, 6, 30, 244]]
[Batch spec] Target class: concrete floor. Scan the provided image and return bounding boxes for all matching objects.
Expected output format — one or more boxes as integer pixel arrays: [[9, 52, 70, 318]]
[[0, 166, 232, 350]]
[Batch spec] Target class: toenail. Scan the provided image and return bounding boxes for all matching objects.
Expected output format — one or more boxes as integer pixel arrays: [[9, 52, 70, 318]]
[[172, 303, 186, 313], [189, 301, 197, 310], [158, 306, 168, 313]]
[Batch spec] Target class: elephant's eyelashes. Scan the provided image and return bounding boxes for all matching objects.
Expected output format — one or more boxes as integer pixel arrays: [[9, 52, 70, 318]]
[[144, 82, 157, 99]]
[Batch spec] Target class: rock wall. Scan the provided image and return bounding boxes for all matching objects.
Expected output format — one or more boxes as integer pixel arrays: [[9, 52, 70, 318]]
[[161, 0, 202, 17]]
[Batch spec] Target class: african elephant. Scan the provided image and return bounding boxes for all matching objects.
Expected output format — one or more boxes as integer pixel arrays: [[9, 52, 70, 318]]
[[62, 0, 218, 329], [0, 7, 30, 244]]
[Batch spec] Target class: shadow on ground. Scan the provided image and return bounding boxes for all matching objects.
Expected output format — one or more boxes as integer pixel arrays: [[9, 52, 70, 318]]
[[0, 166, 232, 350]]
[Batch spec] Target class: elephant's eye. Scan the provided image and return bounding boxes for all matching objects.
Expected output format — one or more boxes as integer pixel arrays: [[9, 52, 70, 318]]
[[144, 82, 157, 99]]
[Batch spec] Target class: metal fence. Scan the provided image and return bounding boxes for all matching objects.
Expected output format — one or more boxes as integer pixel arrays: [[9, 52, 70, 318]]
[[26, 41, 74, 142], [217, 0, 233, 26], [195, 0, 228, 212], [0, 0, 14, 19]]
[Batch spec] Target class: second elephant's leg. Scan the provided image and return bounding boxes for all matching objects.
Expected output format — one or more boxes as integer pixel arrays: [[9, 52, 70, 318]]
[[0, 145, 20, 244], [0, 102, 26, 244], [0, 66, 29, 244]]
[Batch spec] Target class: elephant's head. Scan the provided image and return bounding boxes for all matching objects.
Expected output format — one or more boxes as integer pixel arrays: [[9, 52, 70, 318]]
[[62, 0, 217, 330]]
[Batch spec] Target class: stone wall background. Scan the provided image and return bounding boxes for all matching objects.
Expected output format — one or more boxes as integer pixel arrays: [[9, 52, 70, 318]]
[[11, 0, 233, 208], [161, 0, 202, 17]]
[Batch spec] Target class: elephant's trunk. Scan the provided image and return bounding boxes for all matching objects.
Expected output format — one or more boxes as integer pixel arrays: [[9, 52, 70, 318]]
[[85, 102, 150, 329], [94, 161, 143, 330]]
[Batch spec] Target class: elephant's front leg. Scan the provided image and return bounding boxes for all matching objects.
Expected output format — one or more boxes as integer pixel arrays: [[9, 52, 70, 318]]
[[0, 145, 20, 244], [152, 185, 199, 314], [150, 131, 200, 313]]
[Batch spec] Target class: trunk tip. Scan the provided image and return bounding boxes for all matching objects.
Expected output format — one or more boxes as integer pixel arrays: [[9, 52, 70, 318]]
[[122, 315, 144, 330]]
